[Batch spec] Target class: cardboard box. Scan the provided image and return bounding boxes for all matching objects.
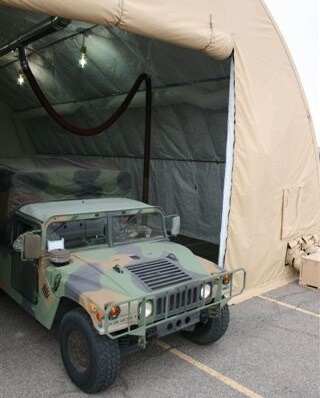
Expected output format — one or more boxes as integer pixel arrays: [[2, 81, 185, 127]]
[[299, 253, 320, 289]]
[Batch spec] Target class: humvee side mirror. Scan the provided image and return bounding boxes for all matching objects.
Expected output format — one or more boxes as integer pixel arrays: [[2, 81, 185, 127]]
[[13, 233, 41, 260], [165, 215, 180, 237], [24, 234, 41, 260]]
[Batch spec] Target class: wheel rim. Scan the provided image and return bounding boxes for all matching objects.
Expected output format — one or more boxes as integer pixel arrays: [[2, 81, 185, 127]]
[[68, 329, 90, 373]]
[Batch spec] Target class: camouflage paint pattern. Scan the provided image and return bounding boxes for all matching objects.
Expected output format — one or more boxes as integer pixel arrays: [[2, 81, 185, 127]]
[[0, 157, 132, 239], [0, 208, 242, 336]]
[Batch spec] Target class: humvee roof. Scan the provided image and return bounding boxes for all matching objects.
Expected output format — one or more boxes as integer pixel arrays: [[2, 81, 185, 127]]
[[19, 198, 153, 223]]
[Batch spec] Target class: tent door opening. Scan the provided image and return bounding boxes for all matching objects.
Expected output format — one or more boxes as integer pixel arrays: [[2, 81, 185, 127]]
[[1, 26, 233, 265]]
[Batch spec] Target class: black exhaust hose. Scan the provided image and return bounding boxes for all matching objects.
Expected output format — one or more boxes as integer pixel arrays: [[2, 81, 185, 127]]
[[18, 46, 151, 136], [18, 47, 152, 202]]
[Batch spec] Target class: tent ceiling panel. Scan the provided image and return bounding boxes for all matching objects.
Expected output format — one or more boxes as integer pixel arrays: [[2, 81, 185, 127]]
[[0, 5, 45, 49], [0, 25, 230, 112]]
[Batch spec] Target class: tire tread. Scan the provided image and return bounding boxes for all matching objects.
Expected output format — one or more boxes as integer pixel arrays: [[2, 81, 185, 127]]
[[60, 307, 120, 394], [182, 304, 230, 345]]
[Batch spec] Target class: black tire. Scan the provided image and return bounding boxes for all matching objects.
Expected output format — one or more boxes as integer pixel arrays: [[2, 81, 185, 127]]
[[182, 304, 230, 345], [60, 307, 120, 393]]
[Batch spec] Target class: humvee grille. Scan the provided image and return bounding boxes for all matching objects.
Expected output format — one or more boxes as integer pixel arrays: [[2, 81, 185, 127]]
[[155, 285, 202, 318], [126, 259, 192, 291]]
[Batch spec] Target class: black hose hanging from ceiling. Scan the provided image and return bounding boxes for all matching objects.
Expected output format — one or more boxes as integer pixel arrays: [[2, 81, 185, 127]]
[[18, 46, 152, 202], [18, 46, 151, 136]]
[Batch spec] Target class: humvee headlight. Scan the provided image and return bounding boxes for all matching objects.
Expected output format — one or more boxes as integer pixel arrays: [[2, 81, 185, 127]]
[[109, 306, 121, 320], [139, 300, 153, 318], [200, 283, 212, 299]]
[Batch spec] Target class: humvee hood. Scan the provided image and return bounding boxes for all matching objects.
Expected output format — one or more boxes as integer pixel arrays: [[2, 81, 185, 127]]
[[51, 240, 216, 305], [72, 240, 211, 279]]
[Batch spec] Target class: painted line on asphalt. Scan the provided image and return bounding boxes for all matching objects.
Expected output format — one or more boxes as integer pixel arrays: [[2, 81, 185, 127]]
[[258, 295, 320, 317], [157, 341, 263, 398]]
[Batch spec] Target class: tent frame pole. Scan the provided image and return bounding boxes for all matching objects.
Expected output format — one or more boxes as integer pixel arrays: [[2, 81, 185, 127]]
[[142, 75, 152, 203], [0, 17, 70, 58]]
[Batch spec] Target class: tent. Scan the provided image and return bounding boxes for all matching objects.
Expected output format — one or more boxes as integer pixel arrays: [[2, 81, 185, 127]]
[[0, 0, 319, 294]]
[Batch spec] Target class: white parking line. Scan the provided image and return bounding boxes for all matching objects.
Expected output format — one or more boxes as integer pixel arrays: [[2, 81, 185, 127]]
[[157, 341, 263, 398], [258, 295, 320, 317]]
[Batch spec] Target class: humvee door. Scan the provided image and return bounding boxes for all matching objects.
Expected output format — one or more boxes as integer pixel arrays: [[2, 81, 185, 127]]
[[11, 217, 40, 304]]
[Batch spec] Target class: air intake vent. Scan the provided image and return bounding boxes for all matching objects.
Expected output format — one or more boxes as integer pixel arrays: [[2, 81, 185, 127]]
[[126, 259, 192, 291], [42, 283, 50, 299]]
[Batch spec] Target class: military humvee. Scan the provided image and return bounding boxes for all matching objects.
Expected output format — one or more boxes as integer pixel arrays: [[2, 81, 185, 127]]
[[0, 159, 245, 393]]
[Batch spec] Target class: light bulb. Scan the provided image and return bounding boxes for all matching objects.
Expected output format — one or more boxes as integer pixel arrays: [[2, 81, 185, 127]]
[[17, 70, 25, 86], [79, 46, 87, 68]]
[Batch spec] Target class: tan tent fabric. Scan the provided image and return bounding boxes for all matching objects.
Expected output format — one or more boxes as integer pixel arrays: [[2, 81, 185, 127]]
[[1, 0, 319, 290], [0, 0, 234, 60]]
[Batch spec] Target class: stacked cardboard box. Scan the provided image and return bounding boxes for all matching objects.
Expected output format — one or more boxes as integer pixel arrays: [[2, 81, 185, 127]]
[[299, 253, 320, 289]]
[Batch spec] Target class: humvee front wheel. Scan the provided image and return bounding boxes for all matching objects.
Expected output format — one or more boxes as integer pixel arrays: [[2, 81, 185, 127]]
[[182, 304, 230, 345], [60, 308, 120, 393]]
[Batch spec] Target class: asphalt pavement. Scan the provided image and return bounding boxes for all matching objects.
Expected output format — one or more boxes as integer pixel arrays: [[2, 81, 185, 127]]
[[0, 281, 319, 398]]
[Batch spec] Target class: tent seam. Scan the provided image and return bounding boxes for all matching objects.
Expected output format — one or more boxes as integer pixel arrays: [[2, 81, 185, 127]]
[[114, 0, 124, 27], [202, 14, 215, 53]]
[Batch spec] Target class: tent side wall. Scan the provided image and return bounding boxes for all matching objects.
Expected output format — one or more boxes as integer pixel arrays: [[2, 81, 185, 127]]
[[215, 0, 320, 288], [0, 100, 24, 157], [0, 0, 319, 290]]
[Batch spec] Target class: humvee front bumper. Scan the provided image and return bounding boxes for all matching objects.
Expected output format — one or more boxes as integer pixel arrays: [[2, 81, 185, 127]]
[[103, 268, 245, 345]]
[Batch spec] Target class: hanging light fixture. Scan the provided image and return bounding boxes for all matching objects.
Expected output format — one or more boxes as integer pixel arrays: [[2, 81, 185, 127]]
[[79, 45, 87, 68], [79, 35, 87, 68], [17, 69, 25, 86]]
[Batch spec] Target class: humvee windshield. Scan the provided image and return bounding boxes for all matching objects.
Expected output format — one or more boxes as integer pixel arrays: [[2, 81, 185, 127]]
[[46, 209, 165, 250], [112, 211, 164, 244]]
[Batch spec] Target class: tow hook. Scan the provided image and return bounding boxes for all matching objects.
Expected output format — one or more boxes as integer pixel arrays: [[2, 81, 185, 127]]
[[138, 336, 147, 349]]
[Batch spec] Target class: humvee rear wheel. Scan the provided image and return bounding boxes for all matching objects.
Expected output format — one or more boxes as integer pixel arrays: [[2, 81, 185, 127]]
[[182, 304, 230, 345], [60, 308, 120, 393]]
